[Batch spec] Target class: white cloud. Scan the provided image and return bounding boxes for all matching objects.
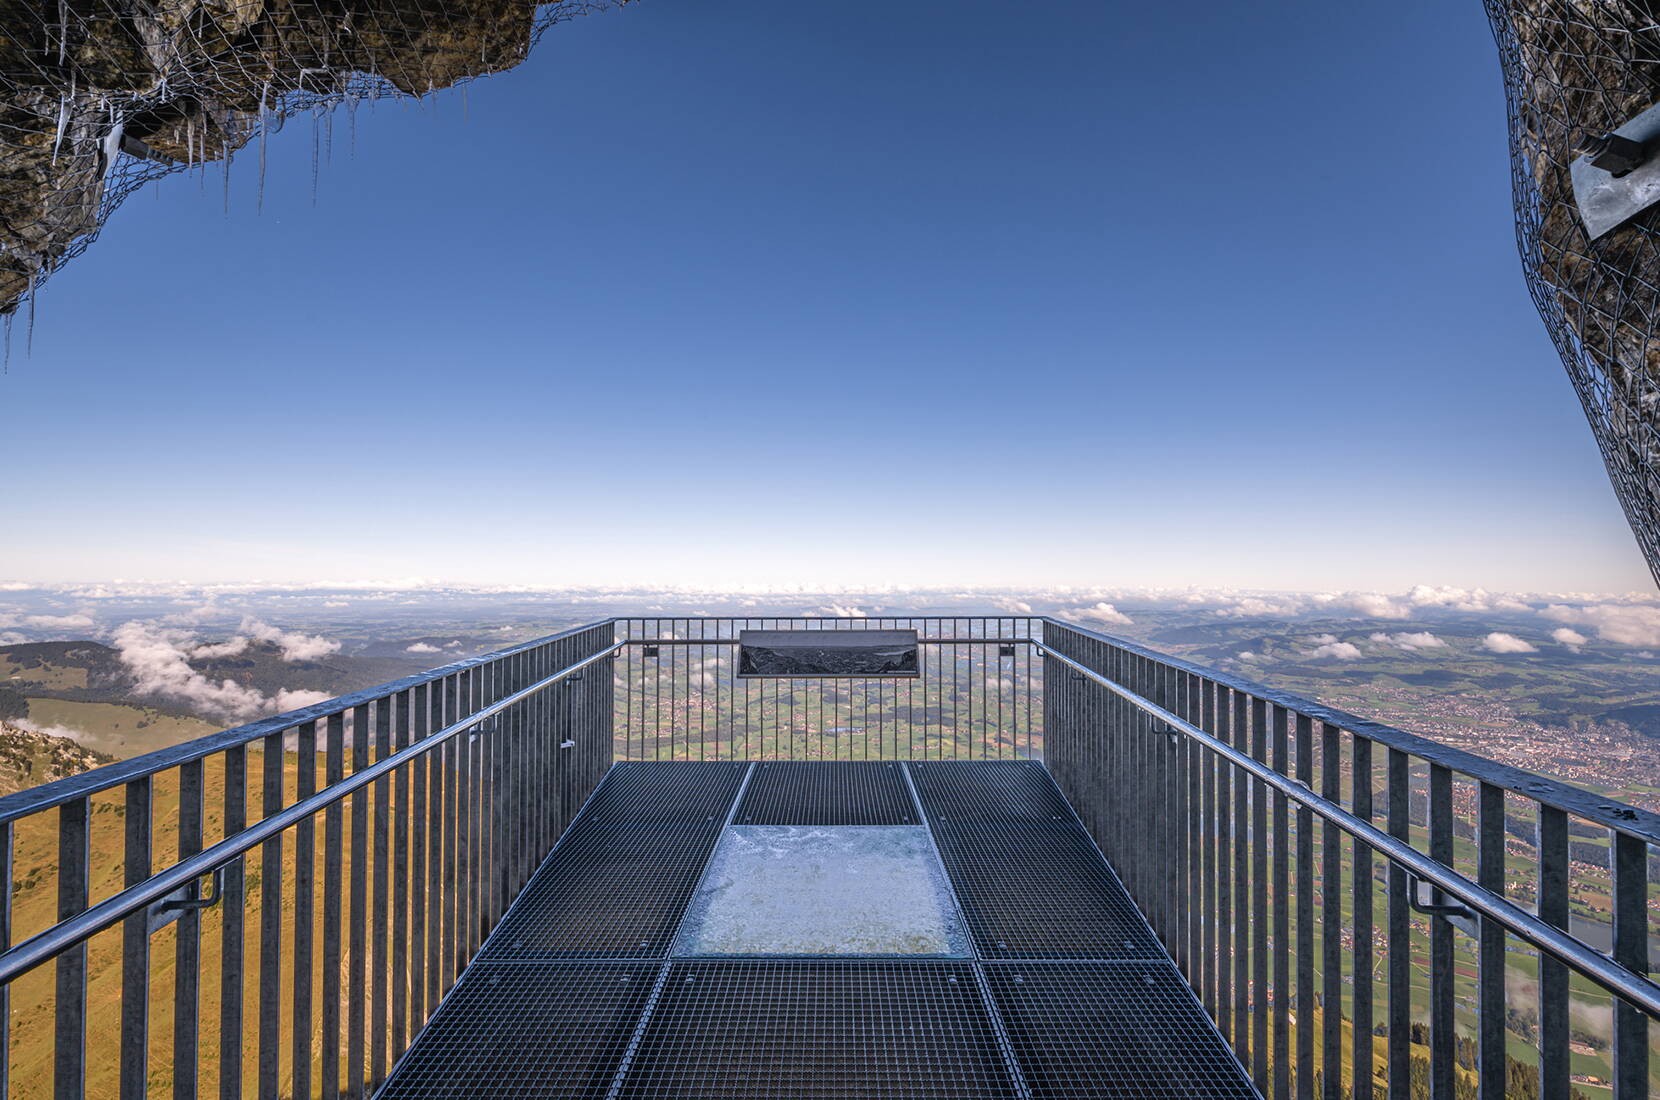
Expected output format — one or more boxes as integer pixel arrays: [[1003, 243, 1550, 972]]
[[809, 604, 866, 618], [406, 642, 441, 654], [1342, 593, 1410, 620], [112, 621, 334, 724], [239, 619, 341, 662], [21, 613, 96, 631], [274, 689, 331, 711], [1540, 603, 1660, 647], [1212, 595, 1309, 618], [1305, 641, 1364, 660], [191, 637, 250, 659], [1482, 632, 1537, 654], [1369, 631, 1446, 651], [1550, 627, 1588, 653], [1311, 633, 1338, 644], [1237, 651, 1262, 663], [1073, 602, 1133, 626]]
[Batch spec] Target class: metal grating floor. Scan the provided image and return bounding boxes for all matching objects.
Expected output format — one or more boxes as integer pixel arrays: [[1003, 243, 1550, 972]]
[[983, 961, 1260, 1099], [734, 761, 915, 824], [384, 760, 1256, 1100], [377, 961, 656, 1100], [909, 760, 1076, 825], [617, 961, 1014, 1099], [930, 823, 1166, 959], [479, 822, 722, 957], [578, 761, 749, 826]]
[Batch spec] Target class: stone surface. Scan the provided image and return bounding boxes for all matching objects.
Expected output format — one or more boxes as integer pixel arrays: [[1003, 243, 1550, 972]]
[[675, 825, 969, 957]]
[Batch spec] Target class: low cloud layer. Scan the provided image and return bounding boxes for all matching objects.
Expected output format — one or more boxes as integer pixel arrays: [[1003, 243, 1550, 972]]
[[1072, 602, 1133, 626], [1370, 631, 1447, 651], [1550, 627, 1587, 653], [1482, 632, 1538, 655], [1541, 603, 1660, 648], [240, 619, 341, 662], [112, 622, 331, 723], [1305, 640, 1364, 661]]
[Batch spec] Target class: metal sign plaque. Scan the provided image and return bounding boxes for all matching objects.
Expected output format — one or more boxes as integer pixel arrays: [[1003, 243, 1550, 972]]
[[737, 629, 920, 678], [1572, 100, 1660, 239]]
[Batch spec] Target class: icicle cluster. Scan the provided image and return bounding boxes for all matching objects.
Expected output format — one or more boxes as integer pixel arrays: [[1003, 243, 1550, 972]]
[[0, 0, 617, 323]]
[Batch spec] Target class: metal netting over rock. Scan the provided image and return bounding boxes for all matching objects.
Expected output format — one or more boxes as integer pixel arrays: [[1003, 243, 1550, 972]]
[[0, 0, 612, 319], [1486, 0, 1660, 586]]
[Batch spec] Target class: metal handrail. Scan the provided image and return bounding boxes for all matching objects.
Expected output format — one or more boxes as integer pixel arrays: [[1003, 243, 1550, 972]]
[[0, 641, 622, 987], [1042, 617, 1660, 846], [1039, 642, 1660, 1020], [0, 619, 622, 825]]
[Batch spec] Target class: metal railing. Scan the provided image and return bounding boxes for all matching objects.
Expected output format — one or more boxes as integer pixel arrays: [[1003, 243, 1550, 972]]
[[1042, 618, 1660, 1100], [0, 622, 614, 1100], [611, 616, 1043, 760], [0, 612, 1655, 1100]]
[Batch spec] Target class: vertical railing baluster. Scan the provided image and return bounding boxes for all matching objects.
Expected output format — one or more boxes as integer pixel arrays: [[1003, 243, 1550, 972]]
[[1187, 675, 1204, 990], [291, 724, 315, 1100], [390, 698, 409, 1063], [1272, 706, 1290, 1100], [54, 796, 89, 1100], [176, 758, 205, 1100], [1386, 749, 1410, 1100], [220, 746, 246, 1100], [1202, 679, 1217, 1022], [0, 819, 10, 1100], [1216, 685, 1233, 1041], [1321, 722, 1341, 1100], [1352, 737, 1374, 1100], [119, 778, 152, 1100], [409, 685, 427, 1033], [1476, 782, 1505, 1100], [322, 714, 344, 1100], [347, 704, 369, 1100], [434, 676, 454, 995], [427, 684, 444, 1012], [1428, 763, 1454, 1100], [257, 732, 283, 1100], [370, 702, 391, 1088], [448, 670, 461, 988], [1536, 804, 1569, 1100], [1611, 830, 1650, 1100], [1251, 696, 1269, 1094], [1233, 691, 1250, 1069], [1296, 715, 1315, 1100]]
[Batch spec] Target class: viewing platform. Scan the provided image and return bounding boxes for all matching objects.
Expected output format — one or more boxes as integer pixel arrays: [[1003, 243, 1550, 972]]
[[0, 615, 1653, 1100], [378, 759, 1255, 1099]]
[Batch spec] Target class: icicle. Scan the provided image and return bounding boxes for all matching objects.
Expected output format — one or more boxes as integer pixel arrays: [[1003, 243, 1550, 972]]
[[57, 0, 67, 64], [3, 312, 12, 373], [311, 107, 320, 206], [25, 273, 36, 358], [257, 81, 270, 214], [51, 85, 71, 166]]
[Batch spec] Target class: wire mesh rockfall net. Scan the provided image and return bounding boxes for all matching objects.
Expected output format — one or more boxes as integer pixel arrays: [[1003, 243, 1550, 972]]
[[1486, 0, 1660, 586], [0, 0, 613, 321]]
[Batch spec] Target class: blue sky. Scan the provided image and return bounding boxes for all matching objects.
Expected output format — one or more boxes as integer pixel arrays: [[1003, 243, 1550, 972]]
[[4, 0, 1652, 593]]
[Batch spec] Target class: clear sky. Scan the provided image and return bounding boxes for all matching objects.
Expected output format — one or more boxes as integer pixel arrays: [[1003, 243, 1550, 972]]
[[4, 0, 1653, 594]]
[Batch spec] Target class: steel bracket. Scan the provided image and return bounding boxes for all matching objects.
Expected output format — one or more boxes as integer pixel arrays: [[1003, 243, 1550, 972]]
[[1407, 871, 1477, 936], [146, 866, 224, 934]]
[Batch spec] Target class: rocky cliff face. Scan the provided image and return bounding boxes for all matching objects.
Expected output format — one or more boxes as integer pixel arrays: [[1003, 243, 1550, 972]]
[[1495, 0, 1660, 584], [0, 0, 604, 314]]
